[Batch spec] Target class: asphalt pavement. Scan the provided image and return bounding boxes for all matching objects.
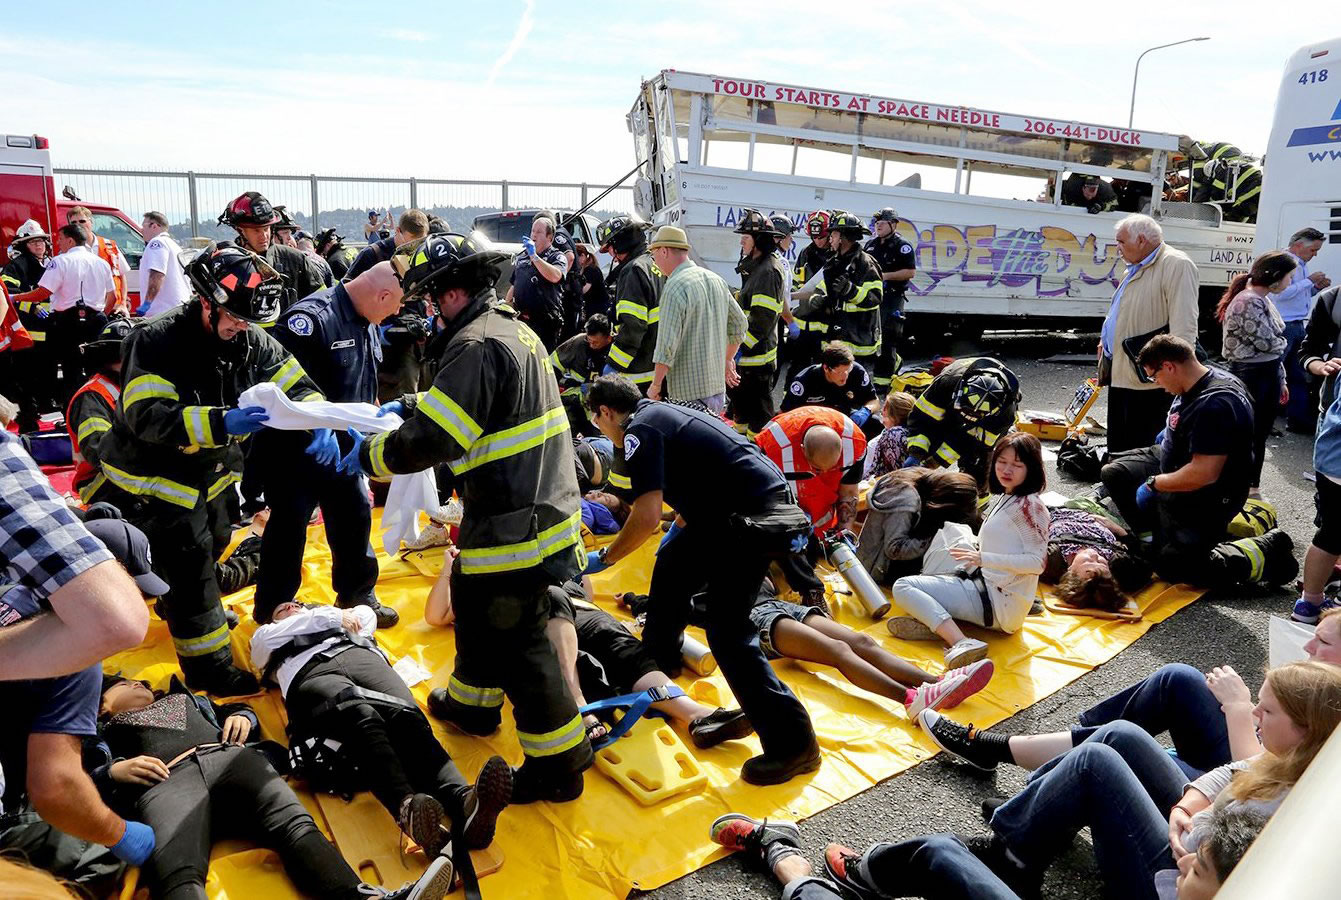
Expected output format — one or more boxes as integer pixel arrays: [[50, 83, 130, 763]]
[[640, 332, 1312, 900]]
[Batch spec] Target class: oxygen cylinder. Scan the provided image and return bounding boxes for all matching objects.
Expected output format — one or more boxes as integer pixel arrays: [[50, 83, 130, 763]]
[[825, 534, 890, 618], [628, 616, 717, 676]]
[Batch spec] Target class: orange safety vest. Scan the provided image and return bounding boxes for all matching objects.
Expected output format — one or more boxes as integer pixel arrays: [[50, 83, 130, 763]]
[[0, 283, 33, 353], [94, 235, 128, 311], [66, 372, 120, 493], [755, 406, 866, 533]]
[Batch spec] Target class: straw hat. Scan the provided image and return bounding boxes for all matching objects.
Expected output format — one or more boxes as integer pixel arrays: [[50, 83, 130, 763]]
[[648, 225, 690, 251]]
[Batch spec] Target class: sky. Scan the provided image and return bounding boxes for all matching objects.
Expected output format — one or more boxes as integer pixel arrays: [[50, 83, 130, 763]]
[[5, 0, 1338, 189]]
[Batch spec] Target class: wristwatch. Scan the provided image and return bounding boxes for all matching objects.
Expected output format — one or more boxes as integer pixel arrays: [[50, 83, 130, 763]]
[[597, 546, 610, 565], [1144, 475, 1158, 491]]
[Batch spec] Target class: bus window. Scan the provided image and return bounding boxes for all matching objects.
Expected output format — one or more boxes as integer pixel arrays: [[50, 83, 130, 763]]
[[958, 162, 1057, 204], [858, 151, 956, 194], [793, 142, 858, 181], [961, 127, 1060, 162], [1060, 139, 1153, 171], [762, 101, 860, 137], [861, 116, 962, 151], [709, 94, 752, 121], [703, 130, 752, 170]]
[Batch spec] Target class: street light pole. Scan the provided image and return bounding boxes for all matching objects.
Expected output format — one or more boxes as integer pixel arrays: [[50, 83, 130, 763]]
[[1129, 37, 1211, 127]]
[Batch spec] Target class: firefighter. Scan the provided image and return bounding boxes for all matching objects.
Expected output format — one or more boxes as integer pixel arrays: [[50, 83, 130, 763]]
[[218, 192, 328, 315], [865, 207, 916, 390], [342, 233, 593, 803], [95, 242, 327, 696], [1061, 174, 1118, 213], [1202, 158, 1263, 223], [902, 356, 1021, 489], [785, 210, 836, 383], [314, 228, 358, 281], [822, 211, 884, 376], [65, 317, 133, 504], [550, 313, 614, 437], [597, 214, 665, 393], [1, 220, 57, 432], [728, 209, 787, 437]]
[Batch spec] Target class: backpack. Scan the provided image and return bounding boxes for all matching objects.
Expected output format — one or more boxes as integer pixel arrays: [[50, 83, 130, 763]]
[[1057, 433, 1105, 484], [1227, 498, 1278, 539]]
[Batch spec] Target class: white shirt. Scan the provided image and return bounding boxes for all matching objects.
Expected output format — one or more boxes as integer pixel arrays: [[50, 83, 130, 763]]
[[249, 605, 378, 696], [139, 233, 189, 317], [37, 245, 114, 312]]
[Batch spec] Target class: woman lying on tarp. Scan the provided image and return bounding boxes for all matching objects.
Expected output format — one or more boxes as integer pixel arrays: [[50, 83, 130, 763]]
[[1041, 503, 1153, 612], [91, 674, 452, 900]]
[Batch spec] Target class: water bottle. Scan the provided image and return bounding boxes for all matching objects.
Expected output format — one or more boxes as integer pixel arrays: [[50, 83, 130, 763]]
[[825, 533, 891, 618], [628, 615, 717, 676]]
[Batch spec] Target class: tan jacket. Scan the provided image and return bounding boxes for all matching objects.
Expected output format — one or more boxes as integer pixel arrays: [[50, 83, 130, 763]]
[[1102, 242, 1199, 390]]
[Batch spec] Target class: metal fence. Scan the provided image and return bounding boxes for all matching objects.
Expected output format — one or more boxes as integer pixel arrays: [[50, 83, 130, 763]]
[[53, 168, 636, 244]]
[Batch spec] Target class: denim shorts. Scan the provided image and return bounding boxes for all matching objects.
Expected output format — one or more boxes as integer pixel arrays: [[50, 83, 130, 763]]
[[749, 599, 827, 659]]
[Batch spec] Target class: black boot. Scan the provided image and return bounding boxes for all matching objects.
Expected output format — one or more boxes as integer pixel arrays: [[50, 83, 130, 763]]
[[454, 755, 512, 850], [426, 689, 497, 736], [688, 708, 754, 749], [185, 662, 259, 697], [509, 765, 584, 805], [740, 741, 821, 786], [337, 594, 400, 628]]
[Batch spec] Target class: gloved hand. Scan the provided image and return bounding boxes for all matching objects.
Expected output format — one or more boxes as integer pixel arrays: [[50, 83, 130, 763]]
[[305, 428, 339, 467], [901, 455, 923, 469], [377, 399, 405, 418], [1135, 481, 1156, 510], [1087, 203, 1103, 215], [828, 274, 852, 300], [602, 363, 618, 377], [850, 406, 872, 427], [223, 406, 269, 436], [378, 323, 393, 346], [336, 428, 365, 476], [658, 520, 683, 552], [1155, 428, 1167, 444], [583, 549, 609, 575], [522, 237, 536, 256], [109, 820, 156, 865], [34, 304, 49, 320], [787, 321, 801, 341]]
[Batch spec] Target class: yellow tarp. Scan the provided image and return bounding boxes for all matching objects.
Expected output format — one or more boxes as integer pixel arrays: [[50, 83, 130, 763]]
[[107, 514, 1202, 899]]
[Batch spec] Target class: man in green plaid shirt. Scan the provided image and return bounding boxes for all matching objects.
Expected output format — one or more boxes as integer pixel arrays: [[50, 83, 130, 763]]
[[648, 227, 747, 414]]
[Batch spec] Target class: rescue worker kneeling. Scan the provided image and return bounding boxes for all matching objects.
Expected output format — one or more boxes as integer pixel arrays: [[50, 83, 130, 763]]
[[250, 601, 511, 869], [902, 357, 1020, 490], [340, 233, 593, 804]]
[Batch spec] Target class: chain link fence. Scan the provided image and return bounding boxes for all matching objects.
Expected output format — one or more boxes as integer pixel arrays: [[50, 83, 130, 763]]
[[54, 168, 636, 245]]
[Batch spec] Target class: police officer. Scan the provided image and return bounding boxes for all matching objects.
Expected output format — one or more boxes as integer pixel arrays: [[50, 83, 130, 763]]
[[96, 243, 327, 696], [251, 262, 405, 627], [822, 211, 884, 376], [314, 228, 358, 281], [1, 220, 57, 432], [780, 342, 880, 436], [785, 211, 836, 384], [65, 317, 133, 504], [583, 375, 819, 785], [342, 233, 593, 803], [506, 214, 570, 352], [865, 207, 916, 390], [550, 313, 614, 436], [533, 210, 582, 339], [598, 214, 665, 393], [219, 192, 327, 315], [728, 209, 787, 436], [903, 356, 1021, 489]]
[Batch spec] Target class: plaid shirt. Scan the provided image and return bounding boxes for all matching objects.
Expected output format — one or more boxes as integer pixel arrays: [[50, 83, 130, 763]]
[[652, 262, 747, 402], [0, 434, 112, 607]]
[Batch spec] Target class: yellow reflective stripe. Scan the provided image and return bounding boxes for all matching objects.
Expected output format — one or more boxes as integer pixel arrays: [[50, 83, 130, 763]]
[[518, 714, 586, 758], [906, 433, 931, 454], [616, 300, 649, 321], [623, 370, 654, 384], [0, 274, 17, 287], [366, 432, 392, 478], [122, 374, 178, 408], [270, 357, 306, 393], [608, 470, 631, 490], [418, 386, 484, 451], [173, 624, 231, 657], [967, 426, 1001, 447], [607, 344, 634, 368], [840, 340, 880, 356], [78, 473, 108, 504], [914, 394, 946, 421], [1231, 538, 1265, 580], [750, 293, 783, 314], [935, 443, 961, 464], [29, 332, 46, 341], [742, 330, 760, 349], [76, 416, 112, 443], [739, 346, 778, 366], [803, 320, 829, 332], [449, 406, 569, 475], [182, 405, 218, 448], [849, 280, 882, 307], [102, 461, 200, 509], [447, 674, 505, 709], [297, 392, 322, 402], [872, 375, 893, 387], [206, 472, 240, 502], [458, 509, 583, 575]]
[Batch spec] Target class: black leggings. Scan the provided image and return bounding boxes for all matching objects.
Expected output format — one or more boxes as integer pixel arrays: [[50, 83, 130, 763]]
[[132, 745, 361, 900]]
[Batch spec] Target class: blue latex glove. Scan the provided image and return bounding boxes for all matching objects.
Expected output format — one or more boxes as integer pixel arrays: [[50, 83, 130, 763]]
[[850, 406, 872, 427], [378, 323, 393, 346], [522, 236, 536, 256], [901, 455, 923, 469], [223, 406, 269, 436], [733, 348, 743, 363], [658, 520, 683, 551], [789, 531, 810, 553], [1155, 428, 1167, 444], [1135, 481, 1156, 510], [583, 550, 610, 575], [377, 400, 405, 418], [602, 363, 617, 377], [306, 428, 338, 467], [109, 820, 156, 865], [34, 304, 49, 320], [336, 428, 365, 475], [787, 321, 800, 341]]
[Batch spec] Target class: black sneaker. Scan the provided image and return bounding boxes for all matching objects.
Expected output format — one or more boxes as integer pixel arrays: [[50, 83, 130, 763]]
[[981, 797, 1007, 823], [741, 743, 821, 786], [917, 709, 1000, 772], [187, 664, 259, 698], [689, 708, 754, 749], [398, 793, 447, 859], [458, 755, 512, 850], [509, 766, 584, 805], [960, 833, 1043, 900], [371, 854, 454, 900]]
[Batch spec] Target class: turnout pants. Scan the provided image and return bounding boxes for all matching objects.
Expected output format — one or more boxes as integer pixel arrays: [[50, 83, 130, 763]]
[[873, 293, 906, 391], [727, 363, 777, 436], [1, 343, 58, 433], [438, 558, 593, 780], [130, 745, 362, 900], [287, 647, 469, 818], [46, 306, 106, 406], [253, 441, 379, 623]]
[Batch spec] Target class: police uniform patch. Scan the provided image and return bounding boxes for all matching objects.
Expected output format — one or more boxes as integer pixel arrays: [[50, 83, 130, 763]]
[[624, 435, 641, 459], [286, 313, 314, 336], [900, 243, 913, 254], [789, 381, 804, 396]]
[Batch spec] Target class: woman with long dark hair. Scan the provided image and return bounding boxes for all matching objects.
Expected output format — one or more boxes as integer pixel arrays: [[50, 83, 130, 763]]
[[1217, 251, 1298, 493], [854, 467, 981, 584]]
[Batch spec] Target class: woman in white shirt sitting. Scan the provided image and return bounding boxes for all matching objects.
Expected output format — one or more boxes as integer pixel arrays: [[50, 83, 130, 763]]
[[887, 431, 1049, 668]]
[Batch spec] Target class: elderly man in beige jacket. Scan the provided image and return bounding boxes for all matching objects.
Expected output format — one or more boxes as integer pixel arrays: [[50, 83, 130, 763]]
[[1098, 213, 1200, 451]]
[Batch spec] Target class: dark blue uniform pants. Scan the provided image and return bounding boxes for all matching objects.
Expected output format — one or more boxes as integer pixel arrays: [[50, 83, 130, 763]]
[[254, 449, 378, 622], [645, 520, 817, 760]]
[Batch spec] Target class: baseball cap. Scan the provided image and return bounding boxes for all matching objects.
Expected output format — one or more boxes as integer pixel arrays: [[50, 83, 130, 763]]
[[85, 518, 170, 597]]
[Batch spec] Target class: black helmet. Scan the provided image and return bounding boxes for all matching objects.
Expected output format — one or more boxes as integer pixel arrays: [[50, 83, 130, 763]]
[[873, 207, 900, 224], [271, 205, 298, 233], [218, 191, 281, 228], [80, 316, 134, 367], [391, 233, 508, 301], [768, 214, 797, 236], [955, 369, 1013, 424], [184, 242, 283, 324], [734, 208, 784, 238], [314, 227, 342, 252], [828, 210, 871, 238], [596, 213, 649, 255]]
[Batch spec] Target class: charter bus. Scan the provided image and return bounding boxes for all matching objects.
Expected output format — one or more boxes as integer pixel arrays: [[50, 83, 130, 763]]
[[626, 70, 1255, 340]]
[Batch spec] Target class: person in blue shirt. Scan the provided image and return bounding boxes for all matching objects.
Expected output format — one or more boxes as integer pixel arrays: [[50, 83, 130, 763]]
[[251, 262, 406, 627], [1270, 227, 1330, 433]]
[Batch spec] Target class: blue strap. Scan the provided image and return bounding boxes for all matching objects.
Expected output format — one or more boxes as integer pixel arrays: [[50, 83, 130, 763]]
[[578, 684, 685, 750]]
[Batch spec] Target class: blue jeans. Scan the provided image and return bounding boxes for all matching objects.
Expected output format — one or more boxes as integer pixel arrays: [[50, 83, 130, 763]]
[[990, 721, 1183, 900], [1072, 663, 1229, 778], [1283, 319, 1312, 426], [863, 834, 1021, 900]]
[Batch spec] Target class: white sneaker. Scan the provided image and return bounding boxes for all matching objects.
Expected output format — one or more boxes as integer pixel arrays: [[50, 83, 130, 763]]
[[907, 659, 995, 719], [404, 522, 453, 551], [429, 497, 463, 526], [944, 638, 989, 669]]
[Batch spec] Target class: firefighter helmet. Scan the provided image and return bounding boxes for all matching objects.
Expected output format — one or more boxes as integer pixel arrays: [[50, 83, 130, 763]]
[[272, 205, 298, 232], [218, 192, 281, 228], [828, 209, 871, 238], [80, 316, 135, 367], [184, 242, 284, 324], [596, 213, 649, 255], [769, 214, 797, 236], [390, 233, 508, 301], [734, 208, 784, 237], [805, 210, 831, 240], [955, 369, 1013, 424], [13, 219, 50, 242], [314, 228, 342, 252]]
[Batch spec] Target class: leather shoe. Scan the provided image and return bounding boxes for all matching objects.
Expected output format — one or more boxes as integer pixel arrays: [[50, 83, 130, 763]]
[[741, 744, 821, 785], [188, 664, 259, 697], [688, 707, 754, 749]]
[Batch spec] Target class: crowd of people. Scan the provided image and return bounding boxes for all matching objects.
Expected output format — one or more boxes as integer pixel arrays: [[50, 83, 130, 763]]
[[0, 193, 1334, 900]]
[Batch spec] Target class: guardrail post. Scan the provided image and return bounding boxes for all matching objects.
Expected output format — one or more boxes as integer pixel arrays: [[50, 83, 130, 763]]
[[310, 174, 320, 231], [581, 183, 589, 206], [501, 180, 509, 211], [187, 171, 199, 238], [409, 177, 418, 211]]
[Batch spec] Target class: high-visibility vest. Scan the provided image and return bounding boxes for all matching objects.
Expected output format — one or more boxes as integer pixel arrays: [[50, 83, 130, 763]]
[[94, 235, 128, 311], [755, 405, 866, 533], [66, 373, 120, 492], [0, 283, 33, 353]]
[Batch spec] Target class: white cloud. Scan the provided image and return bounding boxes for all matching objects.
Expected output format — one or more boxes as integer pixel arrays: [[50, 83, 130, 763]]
[[486, 0, 536, 86], [381, 28, 433, 43]]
